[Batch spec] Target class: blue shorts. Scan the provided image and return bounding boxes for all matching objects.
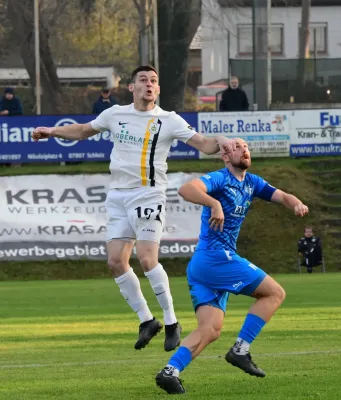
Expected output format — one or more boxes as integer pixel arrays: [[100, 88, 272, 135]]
[[187, 249, 267, 312]]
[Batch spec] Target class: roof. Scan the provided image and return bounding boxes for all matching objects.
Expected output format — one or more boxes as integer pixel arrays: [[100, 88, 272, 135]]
[[217, 0, 341, 6], [0, 66, 120, 88], [190, 25, 202, 50]]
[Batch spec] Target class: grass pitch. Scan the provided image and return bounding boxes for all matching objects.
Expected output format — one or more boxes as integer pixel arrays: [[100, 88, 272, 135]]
[[1, 273, 341, 399]]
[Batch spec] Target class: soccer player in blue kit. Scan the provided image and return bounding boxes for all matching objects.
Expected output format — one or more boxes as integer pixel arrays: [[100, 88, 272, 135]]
[[155, 138, 309, 394]]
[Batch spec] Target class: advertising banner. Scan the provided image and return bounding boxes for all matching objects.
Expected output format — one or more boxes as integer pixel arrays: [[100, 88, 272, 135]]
[[0, 173, 202, 261], [290, 110, 341, 156], [0, 112, 199, 163], [198, 111, 291, 158]]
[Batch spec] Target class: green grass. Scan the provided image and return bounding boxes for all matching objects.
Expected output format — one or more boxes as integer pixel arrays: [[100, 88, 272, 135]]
[[1, 274, 341, 399]]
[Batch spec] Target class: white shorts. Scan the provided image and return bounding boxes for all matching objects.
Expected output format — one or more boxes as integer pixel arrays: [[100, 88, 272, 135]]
[[105, 187, 167, 243]]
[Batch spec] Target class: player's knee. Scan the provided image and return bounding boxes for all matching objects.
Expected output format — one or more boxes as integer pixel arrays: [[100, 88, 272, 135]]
[[268, 283, 286, 306], [200, 324, 221, 344], [107, 258, 126, 274], [138, 254, 157, 270], [275, 284, 286, 304]]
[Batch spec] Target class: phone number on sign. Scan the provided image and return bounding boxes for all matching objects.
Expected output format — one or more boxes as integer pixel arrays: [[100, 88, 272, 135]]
[[0, 154, 22, 161], [68, 153, 106, 159], [249, 141, 289, 152]]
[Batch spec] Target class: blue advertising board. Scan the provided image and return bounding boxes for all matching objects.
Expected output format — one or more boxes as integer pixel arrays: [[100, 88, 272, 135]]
[[0, 112, 199, 163], [289, 110, 341, 157]]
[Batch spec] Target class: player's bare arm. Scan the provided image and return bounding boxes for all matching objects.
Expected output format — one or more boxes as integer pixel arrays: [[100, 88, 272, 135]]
[[187, 134, 236, 155], [178, 179, 224, 232], [32, 122, 99, 142], [271, 189, 309, 217]]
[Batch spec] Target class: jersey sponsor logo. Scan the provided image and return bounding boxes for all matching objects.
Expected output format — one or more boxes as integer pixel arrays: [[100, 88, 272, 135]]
[[232, 199, 251, 217], [115, 132, 153, 147], [233, 205, 247, 215]]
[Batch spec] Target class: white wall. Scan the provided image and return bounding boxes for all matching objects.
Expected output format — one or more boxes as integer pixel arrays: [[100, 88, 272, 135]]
[[201, 2, 341, 84]]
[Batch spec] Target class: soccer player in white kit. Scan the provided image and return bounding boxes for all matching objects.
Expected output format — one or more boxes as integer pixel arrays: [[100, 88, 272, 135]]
[[32, 65, 235, 352]]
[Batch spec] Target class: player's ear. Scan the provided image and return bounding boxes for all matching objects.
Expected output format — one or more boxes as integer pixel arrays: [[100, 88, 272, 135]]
[[128, 83, 134, 93], [221, 152, 230, 163]]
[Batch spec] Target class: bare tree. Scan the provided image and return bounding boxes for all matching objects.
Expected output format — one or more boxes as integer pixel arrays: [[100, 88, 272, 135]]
[[157, 0, 201, 111], [134, 0, 152, 65], [7, 0, 63, 114]]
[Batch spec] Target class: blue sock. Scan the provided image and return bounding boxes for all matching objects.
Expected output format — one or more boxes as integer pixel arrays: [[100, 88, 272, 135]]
[[238, 314, 266, 344], [167, 346, 192, 372]]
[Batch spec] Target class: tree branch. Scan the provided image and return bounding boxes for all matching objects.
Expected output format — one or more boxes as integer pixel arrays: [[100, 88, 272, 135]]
[[133, 0, 140, 13]]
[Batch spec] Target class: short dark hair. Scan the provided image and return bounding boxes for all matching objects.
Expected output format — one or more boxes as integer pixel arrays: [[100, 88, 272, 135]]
[[131, 65, 158, 82], [305, 226, 314, 231]]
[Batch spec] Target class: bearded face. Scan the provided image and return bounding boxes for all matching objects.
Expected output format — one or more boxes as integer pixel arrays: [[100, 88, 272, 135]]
[[229, 140, 251, 170]]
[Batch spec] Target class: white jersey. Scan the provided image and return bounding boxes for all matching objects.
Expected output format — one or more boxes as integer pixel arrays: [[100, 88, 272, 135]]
[[90, 104, 197, 190]]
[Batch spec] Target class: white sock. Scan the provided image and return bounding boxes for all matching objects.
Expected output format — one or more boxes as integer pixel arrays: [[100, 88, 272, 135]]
[[165, 365, 180, 377], [144, 263, 177, 325], [115, 268, 153, 323], [233, 337, 250, 355]]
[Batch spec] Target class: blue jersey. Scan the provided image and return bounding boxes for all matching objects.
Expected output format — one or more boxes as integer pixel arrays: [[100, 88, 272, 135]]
[[196, 168, 276, 253]]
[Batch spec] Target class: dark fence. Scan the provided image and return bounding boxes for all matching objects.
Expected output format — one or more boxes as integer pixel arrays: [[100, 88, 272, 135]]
[[230, 58, 341, 106]]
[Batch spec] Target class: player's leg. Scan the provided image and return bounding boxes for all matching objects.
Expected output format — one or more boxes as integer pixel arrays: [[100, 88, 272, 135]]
[[156, 257, 228, 394], [128, 188, 181, 351], [156, 306, 225, 394], [224, 257, 286, 377], [136, 240, 180, 351], [106, 189, 161, 350], [183, 250, 278, 377]]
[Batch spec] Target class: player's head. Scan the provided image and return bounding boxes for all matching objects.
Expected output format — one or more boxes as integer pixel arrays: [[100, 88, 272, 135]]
[[304, 226, 314, 238], [222, 138, 251, 170], [129, 65, 160, 104]]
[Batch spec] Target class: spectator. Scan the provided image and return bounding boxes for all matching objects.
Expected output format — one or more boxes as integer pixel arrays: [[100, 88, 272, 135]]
[[0, 87, 23, 116], [92, 88, 117, 114], [298, 226, 323, 273], [219, 76, 249, 112]]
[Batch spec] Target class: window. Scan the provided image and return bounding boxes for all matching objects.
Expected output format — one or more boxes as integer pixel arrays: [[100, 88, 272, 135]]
[[298, 23, 328, 55], [237, 24, 284, 56]]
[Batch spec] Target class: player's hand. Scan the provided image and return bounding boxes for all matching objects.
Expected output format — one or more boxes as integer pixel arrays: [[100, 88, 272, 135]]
[[294, 203, 309, 217], [32, 127, 54, 142], [217, 137, 236, 155], [209, 202, 224, 232]]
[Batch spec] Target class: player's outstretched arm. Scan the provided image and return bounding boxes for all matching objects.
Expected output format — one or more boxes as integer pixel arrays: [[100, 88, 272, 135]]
[[271, 189, 309, 217], [187, 134, 236, 155], [178, 179, 224, 231], [32, 122, 98, 142]]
